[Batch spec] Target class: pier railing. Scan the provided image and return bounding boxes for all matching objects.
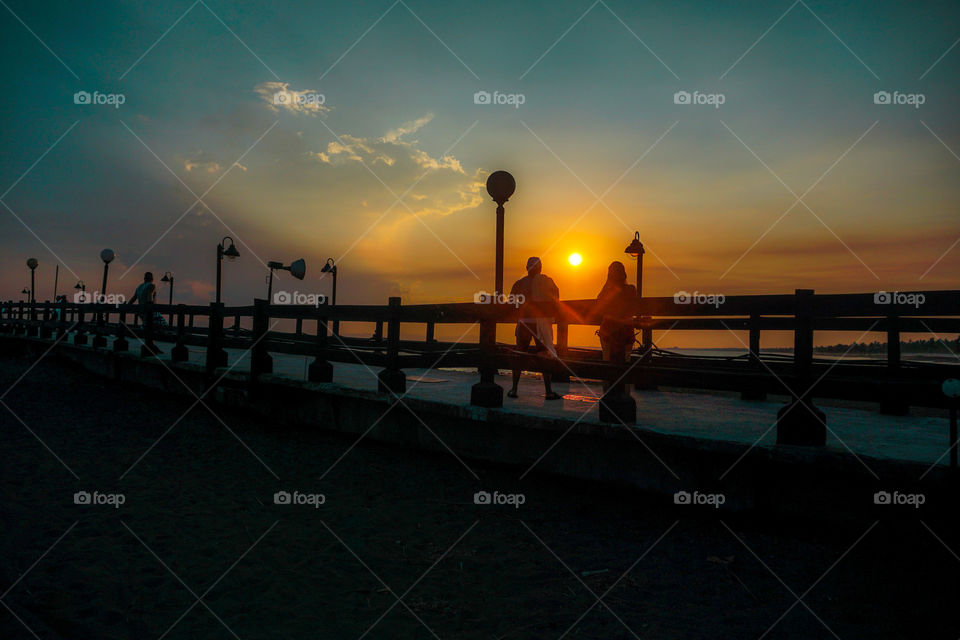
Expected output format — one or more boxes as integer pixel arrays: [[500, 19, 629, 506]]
[[2, 289, 958, 429]]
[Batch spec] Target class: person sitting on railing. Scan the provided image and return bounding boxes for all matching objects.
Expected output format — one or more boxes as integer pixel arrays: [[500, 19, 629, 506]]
[[595, 261, 636, 390], [507, 256, 561, 400]]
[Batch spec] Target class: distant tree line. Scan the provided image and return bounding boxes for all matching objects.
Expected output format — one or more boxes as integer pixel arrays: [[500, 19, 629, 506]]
[[814, 337, 960, 355]]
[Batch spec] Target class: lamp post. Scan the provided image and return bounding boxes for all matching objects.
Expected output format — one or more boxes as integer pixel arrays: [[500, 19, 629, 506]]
[[486, 171, 516, 297], [74, 280, 86, 302], [624, 232, 645, 299], [20, 287, 29, 302], [26, 258, 38, 304], [216, 237, 239, 304], [99, 249, 115, 302], [160, 272, 174, 324], [321, 258, 338, 335], [470, 170, 515, 409], [93, 249, 115, 347]]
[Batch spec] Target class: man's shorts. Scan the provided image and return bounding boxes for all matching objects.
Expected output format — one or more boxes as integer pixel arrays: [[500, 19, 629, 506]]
[[516, 320, 548, 353]]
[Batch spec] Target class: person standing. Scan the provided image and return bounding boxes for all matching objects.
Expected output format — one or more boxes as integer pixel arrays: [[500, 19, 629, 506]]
[[595, 261, 637, 391], [508, 257, 561, 400]]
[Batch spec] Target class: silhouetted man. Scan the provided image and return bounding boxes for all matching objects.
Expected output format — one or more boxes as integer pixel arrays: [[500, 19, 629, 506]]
[[508, 257, 561, 400], [131, 272, 159, 352]]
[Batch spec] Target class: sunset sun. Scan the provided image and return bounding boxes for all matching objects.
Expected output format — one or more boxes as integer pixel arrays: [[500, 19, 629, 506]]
[[568, 253, 582, 266]]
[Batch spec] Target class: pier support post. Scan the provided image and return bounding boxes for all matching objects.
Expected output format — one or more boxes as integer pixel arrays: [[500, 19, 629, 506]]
[[113, 310, 129, 352], [879, 313, 909, 415], [741, 313, 767, 401], [553, 319, 570, 384], [250, 299, 273, 376], [308, 310, 333, 383], [39, 302, 52, 339], [91, 303, 107, 348], [378, 297, 406, 393], [73, 305, 88, 345], [777, 289, 826, 445], [471, 316, 503, 408], [139, 303, 161, 357], [171, 305, 189, 362], [206, 302, 228, 372]]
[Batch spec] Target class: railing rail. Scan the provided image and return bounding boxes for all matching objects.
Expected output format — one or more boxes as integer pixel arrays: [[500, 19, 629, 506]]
[[2, 289, 959, 430]]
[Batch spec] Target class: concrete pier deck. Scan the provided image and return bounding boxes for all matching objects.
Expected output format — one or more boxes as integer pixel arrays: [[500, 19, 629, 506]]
[[136, 337, 954, 470]]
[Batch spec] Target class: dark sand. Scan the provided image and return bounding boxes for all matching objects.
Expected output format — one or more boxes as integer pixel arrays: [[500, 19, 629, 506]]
[[1, 353, 956, 639]]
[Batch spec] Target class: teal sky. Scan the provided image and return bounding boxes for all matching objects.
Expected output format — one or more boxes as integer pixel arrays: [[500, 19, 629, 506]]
[[1, 0, 958, 323]]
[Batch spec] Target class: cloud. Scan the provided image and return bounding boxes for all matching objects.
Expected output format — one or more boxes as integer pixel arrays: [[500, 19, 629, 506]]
[[308, 113, 484, 217], [255, 81, 329, 115], [184, 150, 221, 173]]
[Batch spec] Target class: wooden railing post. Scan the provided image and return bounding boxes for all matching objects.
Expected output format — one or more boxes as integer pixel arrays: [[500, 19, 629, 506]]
[[113, 308, 129, 352], [880, 311, 908, 415], [373, 320, 384, 343], [206, 302, 227, 373], [308, 309, 333, 382], [553, 318, 570, 383], [741, 313, 767, 400], [139, 302, 161, 357], [776, 289, 825, 445], [250, 298, 274, 378], [25, 302, 39, 337], [425, 321, 436, 343], [171, 305, 189, 362], [377, 297, 406, 393], [91, 302, 108, 348], [470, 312, 503, 408], [56, 298, 69, 339], [73, 304, 88, 345], [39, 302, 52, 339]]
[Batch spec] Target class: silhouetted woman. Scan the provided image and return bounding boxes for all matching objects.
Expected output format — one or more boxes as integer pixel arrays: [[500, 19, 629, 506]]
[[595, 262, 636, 385]]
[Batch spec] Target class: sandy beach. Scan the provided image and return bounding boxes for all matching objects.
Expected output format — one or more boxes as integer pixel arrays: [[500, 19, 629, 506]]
[[1, 352, 957, 639]]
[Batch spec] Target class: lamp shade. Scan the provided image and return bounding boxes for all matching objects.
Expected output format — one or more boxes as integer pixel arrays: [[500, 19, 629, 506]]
[[624, 232, 644, 258], [26, 258, 38, 270], [486, 171, 515, 204], [288, 258, 306, 280], [100, 249, 116, 264]]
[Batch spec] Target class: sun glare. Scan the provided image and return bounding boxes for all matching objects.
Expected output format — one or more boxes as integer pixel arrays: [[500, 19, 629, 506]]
[[568, 253, 582, 266]]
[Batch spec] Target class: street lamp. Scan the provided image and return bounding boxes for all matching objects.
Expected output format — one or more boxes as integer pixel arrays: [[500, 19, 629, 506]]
[[99, 249, 115, 302], [266, 258, 306, 301], [321, 258, 338, 335], [624, 232, 645, 299], [216, 237, 240, 304], [26, 258, 38, 304], [160, 272, 174, 324], [486, 171, 516, 297], [74, 280, 86, 302], [20, 287, 29, 301]]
